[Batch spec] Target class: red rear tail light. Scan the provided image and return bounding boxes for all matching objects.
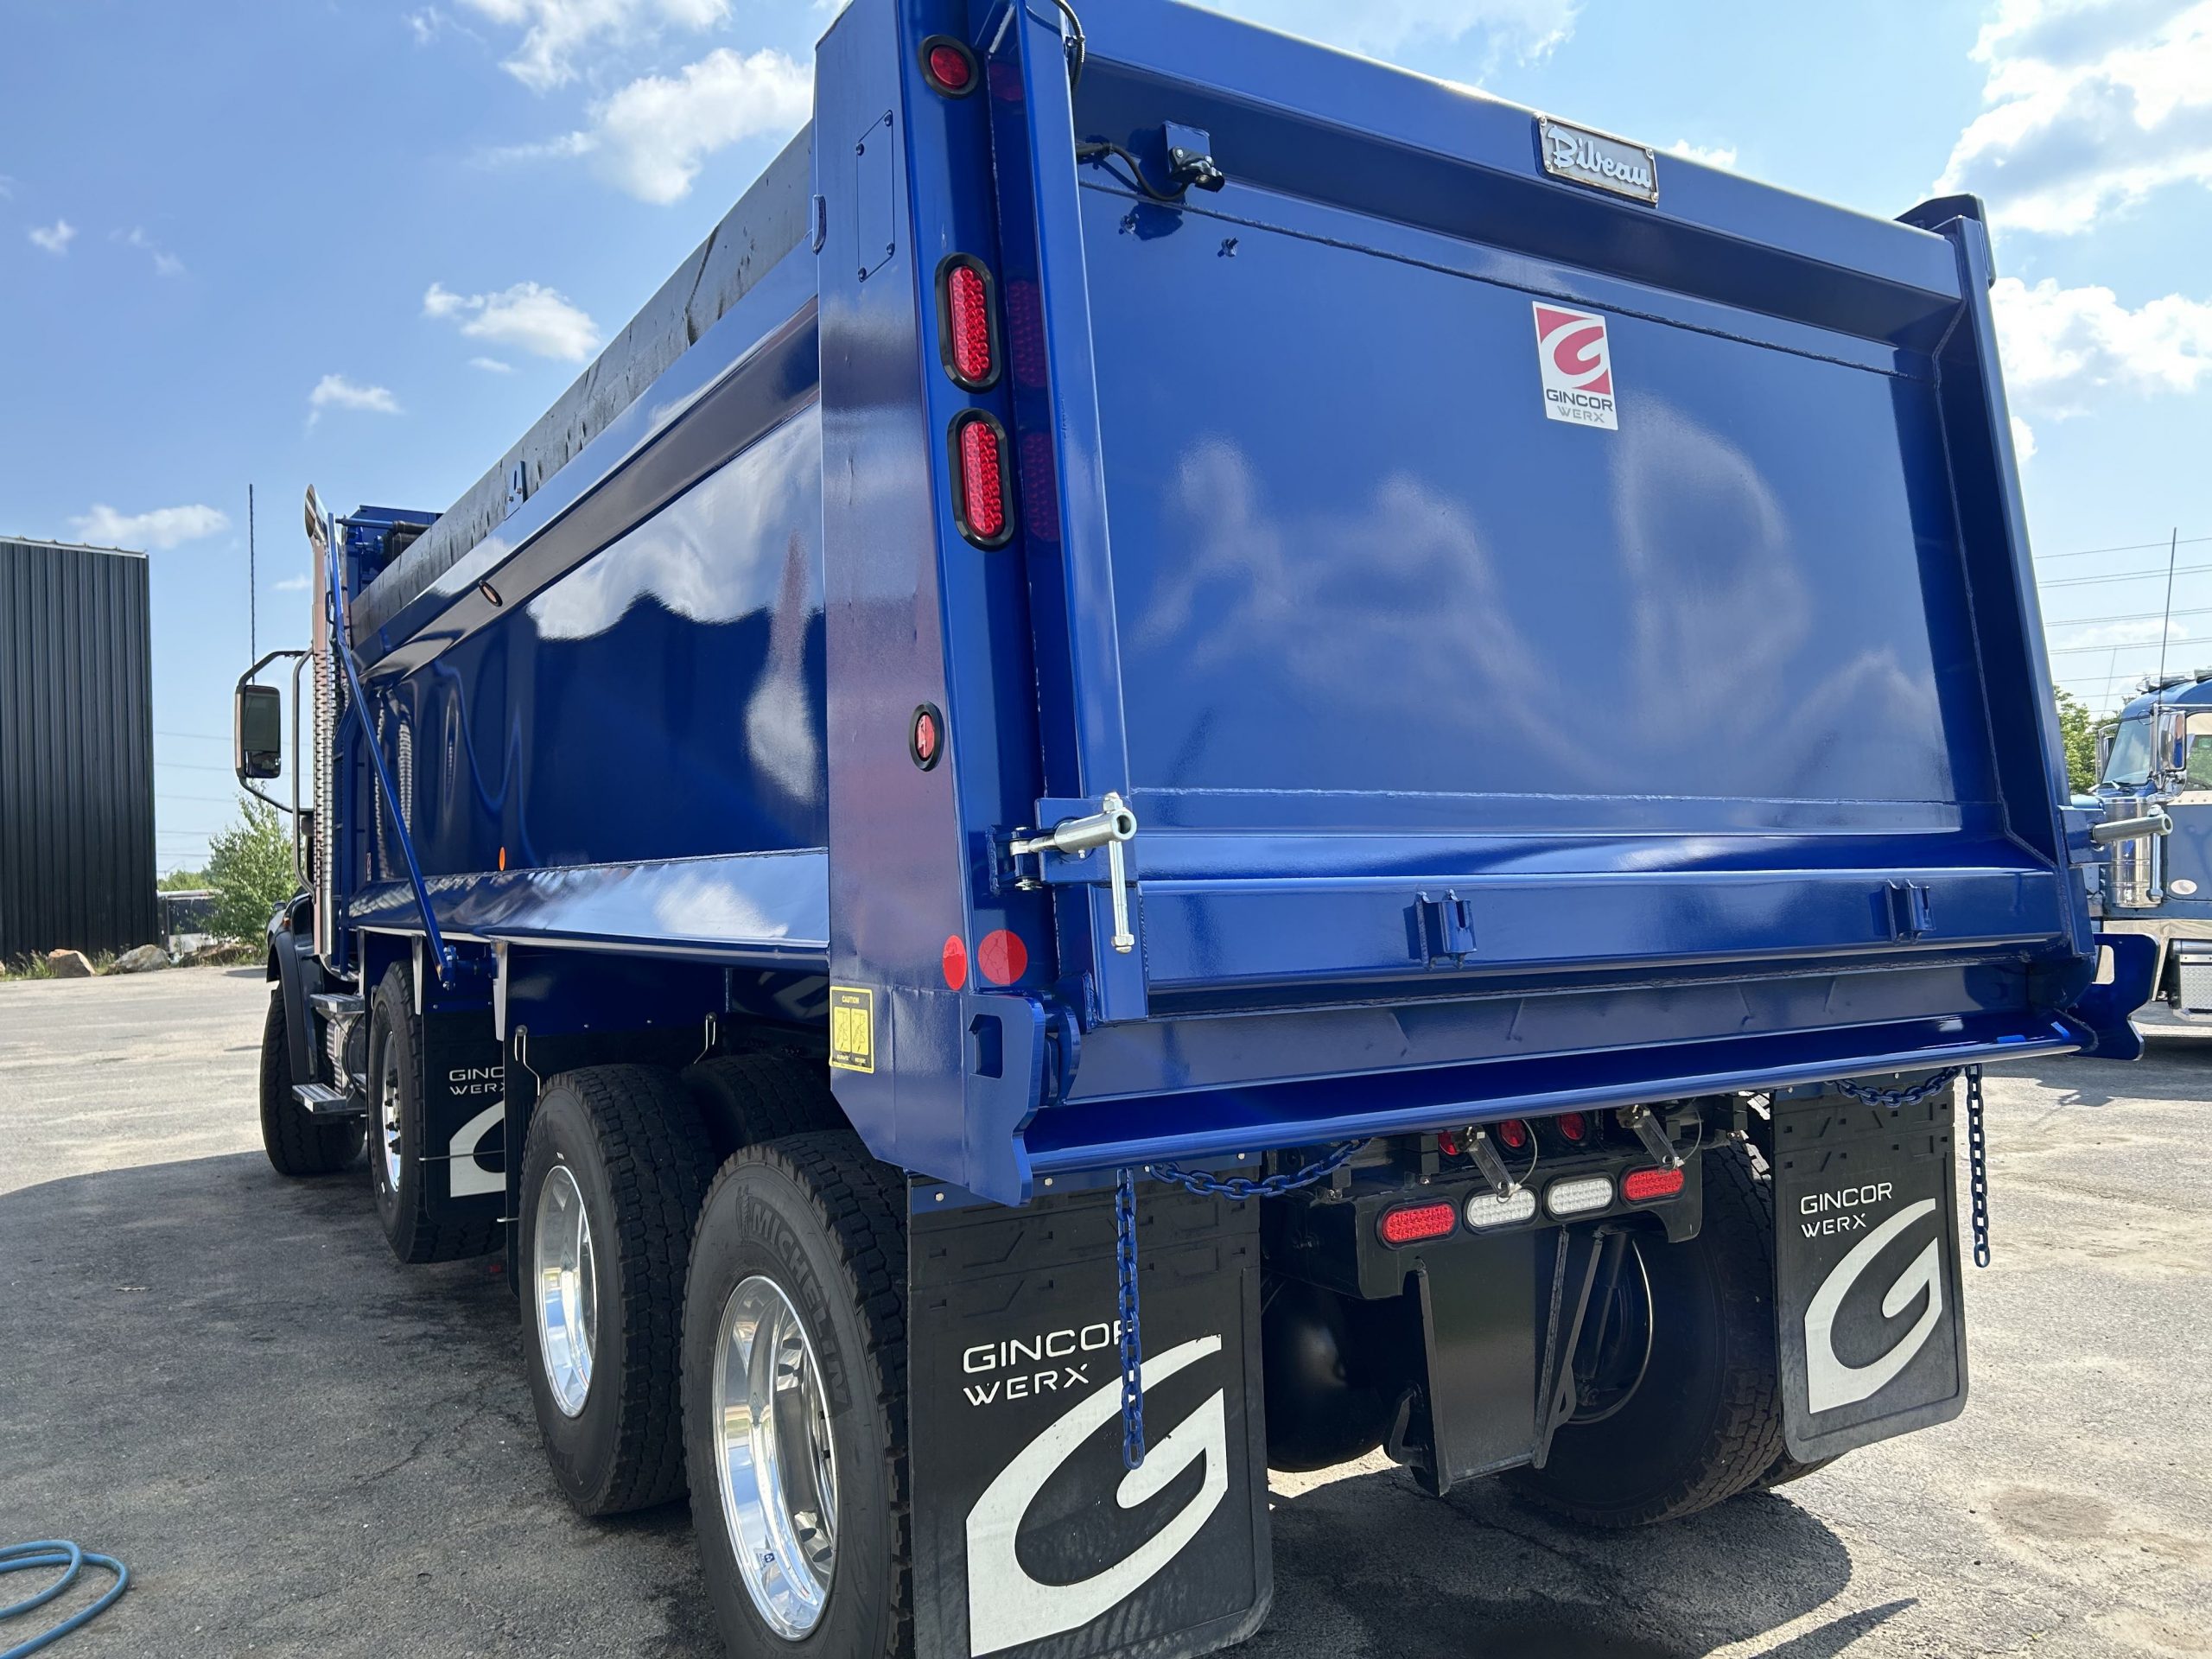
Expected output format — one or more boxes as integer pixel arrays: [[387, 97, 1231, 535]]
[[951, 413, 1014, 547], [1623, 1166, 1686, 1203], [1496, 1118, 1530, 1152], [937, 257, 999, 389], [1378, 1201, 1458, 1247], [1554, 1111, 1590, 1143], [919, 35, 977, 95]]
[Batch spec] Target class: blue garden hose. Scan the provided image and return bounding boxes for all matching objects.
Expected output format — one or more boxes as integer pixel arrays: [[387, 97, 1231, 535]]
[[0, 1543, 128, 1658]]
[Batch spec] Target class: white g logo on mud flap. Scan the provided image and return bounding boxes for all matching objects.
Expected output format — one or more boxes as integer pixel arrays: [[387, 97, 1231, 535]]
[[964, 1335, 1228, 1656], [1804, 1198, 1942, 1414]]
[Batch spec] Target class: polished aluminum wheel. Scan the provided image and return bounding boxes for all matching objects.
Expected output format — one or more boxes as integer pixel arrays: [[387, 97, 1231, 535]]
[[377, 1027, 404, 1193], [534, 1164, 597, 1418], [714, 1274, 838, 1639]]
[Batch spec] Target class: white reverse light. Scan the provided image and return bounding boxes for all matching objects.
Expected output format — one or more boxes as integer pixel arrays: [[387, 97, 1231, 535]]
[[1465, 1187, 1539, 1229], [1544, 1175, 1614, 1218]]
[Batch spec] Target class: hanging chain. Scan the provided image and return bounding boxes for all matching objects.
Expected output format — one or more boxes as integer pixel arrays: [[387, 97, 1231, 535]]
[[1966, 1064, 1991, 1268], [1113, 1167, 1144, 1471], [1113, 1141, 1365, 1470], [1832, 1067, 1961, 1109]]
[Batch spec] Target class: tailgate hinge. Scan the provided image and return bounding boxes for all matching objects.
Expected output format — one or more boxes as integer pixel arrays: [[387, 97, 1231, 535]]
[[1885, 879, 1933, 942], [1415, 890, 1477, 968]]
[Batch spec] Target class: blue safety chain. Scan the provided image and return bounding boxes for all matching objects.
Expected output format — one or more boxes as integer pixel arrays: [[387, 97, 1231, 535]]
[[1114, 1141, 1365, 1470], [1832, 1067, 1961, 1109]]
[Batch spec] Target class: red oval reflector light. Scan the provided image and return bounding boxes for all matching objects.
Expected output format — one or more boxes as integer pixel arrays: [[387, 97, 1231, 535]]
[[954, 415, 1012, 545], [1623, 1166, 1686, 1203], [944, 261, 995, 386], [1378, 1201, 1458, 1247], [1555, 1111, 1589, 1142], [1496, 1118, 1529, 1152], [929, 41, 973, 92]]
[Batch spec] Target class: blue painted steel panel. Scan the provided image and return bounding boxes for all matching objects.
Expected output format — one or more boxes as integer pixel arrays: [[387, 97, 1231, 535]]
[[320, 0, 2117, 1205]]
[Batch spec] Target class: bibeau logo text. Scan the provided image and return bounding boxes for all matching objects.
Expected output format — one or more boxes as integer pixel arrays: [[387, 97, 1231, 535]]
[[1533, 302, 1618, 430]]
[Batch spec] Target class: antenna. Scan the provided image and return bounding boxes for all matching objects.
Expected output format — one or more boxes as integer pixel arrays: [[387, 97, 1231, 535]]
[[248, 482, 257, 665], [2156, 524, 2180, 686]]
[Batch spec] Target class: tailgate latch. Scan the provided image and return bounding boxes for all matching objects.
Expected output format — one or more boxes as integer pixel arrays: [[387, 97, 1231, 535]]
[[1008, 794, 1139, 954], [1415, 891, 1477, 968]]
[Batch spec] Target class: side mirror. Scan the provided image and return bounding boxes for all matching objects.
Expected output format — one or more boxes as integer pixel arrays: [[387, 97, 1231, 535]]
[[2095, 729, 2113, 776], [236, 683, 283, 780]]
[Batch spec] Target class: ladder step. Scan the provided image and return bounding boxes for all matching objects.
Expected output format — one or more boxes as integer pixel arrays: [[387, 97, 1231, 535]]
[[292, 1082, 365, 1119], [308, 992, 365, 1019]]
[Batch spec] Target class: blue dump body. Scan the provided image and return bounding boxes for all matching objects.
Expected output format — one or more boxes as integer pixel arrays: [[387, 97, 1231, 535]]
[[322, 0, 2130, 1210]]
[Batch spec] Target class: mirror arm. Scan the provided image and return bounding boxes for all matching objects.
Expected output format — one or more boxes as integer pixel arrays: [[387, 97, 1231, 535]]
[[234, 652, 308, 814]]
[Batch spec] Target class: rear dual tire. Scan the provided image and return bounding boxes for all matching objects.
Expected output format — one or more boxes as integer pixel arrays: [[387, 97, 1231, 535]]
[[367, 964, 499, 1264], [1508, 1145, 1786, 1527]]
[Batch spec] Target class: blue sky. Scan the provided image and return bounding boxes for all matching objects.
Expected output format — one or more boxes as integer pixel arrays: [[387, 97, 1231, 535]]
[[3, 0, 2208, 871]]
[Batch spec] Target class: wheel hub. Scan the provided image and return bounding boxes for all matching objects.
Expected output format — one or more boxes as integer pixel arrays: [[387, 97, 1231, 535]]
[[714, 1274, 838, 1639], [377, 1029, 404, 1193], [533, 1165, 597, 1418]]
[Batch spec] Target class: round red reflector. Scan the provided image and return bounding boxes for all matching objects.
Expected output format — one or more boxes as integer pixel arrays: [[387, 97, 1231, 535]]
[[1496, 1118, 1530, 1152], [1378, 1201, 1458, 1247], [1623, 1166, 1687, 1204], [910, 702, 943, 769], [943, 261, 995, 386], [976, 928, 1028, 986], [954, 415, 1010, 545], [1555, 1111, 1589, 1142], [1435, 1130, 1461, 1158], [924, 40, 975, 93], [941, 934, 968, 989]]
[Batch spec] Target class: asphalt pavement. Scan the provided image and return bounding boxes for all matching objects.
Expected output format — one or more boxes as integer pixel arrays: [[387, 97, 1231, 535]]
[[2, 966, 2208, 1657]]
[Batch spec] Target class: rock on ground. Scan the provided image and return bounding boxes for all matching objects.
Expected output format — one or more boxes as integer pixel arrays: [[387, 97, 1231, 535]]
[[107, 944, 171, 974], [42, 949, 93, 977]]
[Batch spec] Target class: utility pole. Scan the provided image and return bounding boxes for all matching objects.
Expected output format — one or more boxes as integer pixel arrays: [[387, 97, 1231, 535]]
[[249, 482, 257, 663]]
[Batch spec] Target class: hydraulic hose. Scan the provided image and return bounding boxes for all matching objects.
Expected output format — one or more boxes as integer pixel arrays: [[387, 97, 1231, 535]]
[[0, 1542, 129, 1658]]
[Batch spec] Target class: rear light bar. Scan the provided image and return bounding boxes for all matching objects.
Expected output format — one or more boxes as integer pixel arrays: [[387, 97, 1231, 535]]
[[1377, 1200, 1458, 1247], [936, 255, 1000, 391], [950, 412, 1014, 548], [1622, 1166, 1686, 1204]]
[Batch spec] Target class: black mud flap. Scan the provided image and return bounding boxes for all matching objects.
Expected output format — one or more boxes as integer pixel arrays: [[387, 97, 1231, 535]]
[[1772, 1088, 1969, 1462], [418, 1013, 507, 1213], [909, 1184, 1270, 1659]]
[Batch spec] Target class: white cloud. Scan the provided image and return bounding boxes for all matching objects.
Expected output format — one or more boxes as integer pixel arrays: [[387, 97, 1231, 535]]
[[2012, 413, 2039, 460], [561, 48, 810, 203], [28, 219, 75, 255], [273, 573, 311, 592], [469, 355, 514, 372], [458, 0, 728, 92], [1937, 0, 2212, 232], [2053, 616, 2187, 649], [308, 374, 404, 422], [1202, 0, 1577, 59], [1669, 139, 1738, 169], [424, 280, 601, 360], [1993, 274, 2212, 394], [70, 503, 231, 550], [118, 226, 184, 276]]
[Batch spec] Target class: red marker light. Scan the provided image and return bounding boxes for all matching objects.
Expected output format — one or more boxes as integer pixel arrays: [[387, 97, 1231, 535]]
[[920, 37, 976, 95], [1623, 1166, 1687, 1204], [938, 258, 1000, 391], [953, 414, 1013, 546], [1378, 1201, 1458, 1247], [1496, 1118, 1530, 1152], [1435, 1129, 1462, 1158], [1554, 1111, 1590, 1143]]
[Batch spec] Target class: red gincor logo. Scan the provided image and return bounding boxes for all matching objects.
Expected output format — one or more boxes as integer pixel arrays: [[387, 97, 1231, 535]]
[[1532, 302, 1618, 429]]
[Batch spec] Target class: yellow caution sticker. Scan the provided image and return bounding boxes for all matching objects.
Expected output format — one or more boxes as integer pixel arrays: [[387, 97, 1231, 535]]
[[829, 986, 875, 1073]]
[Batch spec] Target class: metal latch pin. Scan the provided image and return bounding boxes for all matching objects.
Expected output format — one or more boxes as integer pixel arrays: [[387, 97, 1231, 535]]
[[1009, 792, 1139, 954]]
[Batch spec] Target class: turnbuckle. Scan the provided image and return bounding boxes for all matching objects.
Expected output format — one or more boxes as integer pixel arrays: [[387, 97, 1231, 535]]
[[1010, 792, 1139, 953]]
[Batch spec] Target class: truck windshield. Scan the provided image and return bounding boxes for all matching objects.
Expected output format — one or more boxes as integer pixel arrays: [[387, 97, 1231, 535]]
[[2101, 715, 2155, 786]]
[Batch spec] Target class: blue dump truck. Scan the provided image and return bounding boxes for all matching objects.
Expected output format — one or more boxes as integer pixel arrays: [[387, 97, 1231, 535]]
[[229, 2, 2158, 1654]]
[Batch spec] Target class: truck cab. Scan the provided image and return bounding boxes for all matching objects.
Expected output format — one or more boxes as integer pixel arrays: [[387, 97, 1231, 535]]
[[2094, 674, 2212, 1015]]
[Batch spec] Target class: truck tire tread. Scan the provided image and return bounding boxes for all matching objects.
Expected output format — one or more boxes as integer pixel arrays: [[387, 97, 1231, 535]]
[[258, 994, 363, 1177], [524, 1064, 718, 1515], [686, 1131, 910, 1658], [681, 1052, 843, 1160]]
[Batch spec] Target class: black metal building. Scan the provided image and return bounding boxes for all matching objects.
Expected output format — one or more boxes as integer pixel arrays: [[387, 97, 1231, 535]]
[[0, 536, 157, 959]]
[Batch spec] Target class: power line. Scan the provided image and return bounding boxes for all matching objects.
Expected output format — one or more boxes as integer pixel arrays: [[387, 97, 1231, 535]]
[[2035, 534, 2212, 564], [2038, 559, 2212, 591]]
